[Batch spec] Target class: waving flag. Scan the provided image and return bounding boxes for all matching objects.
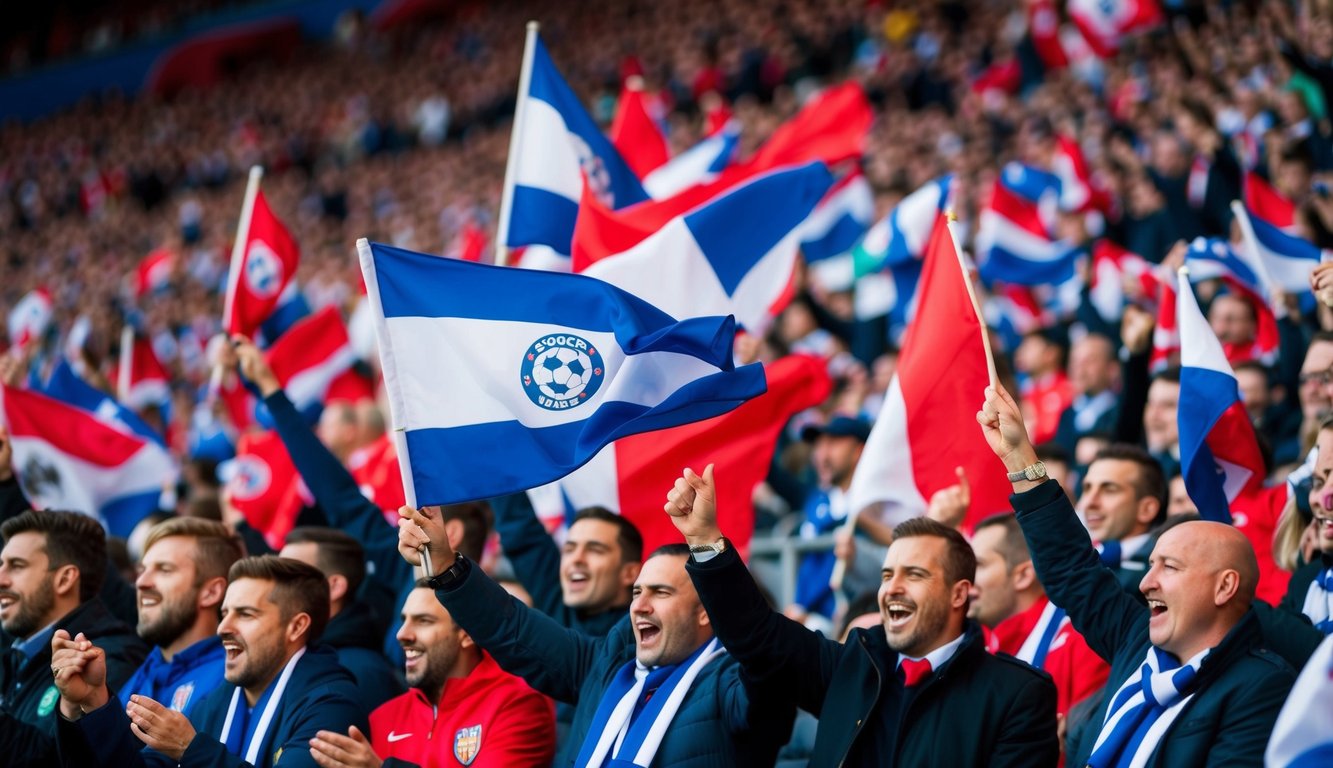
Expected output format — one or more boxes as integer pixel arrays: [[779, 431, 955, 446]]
[[1, 385, 174, 536], [848, 215, 1012, 529], [1089, 240, 1160, 323], [610, 77, 670, 180], [499, 31, 648, 258], [222, 430, 304, 550], [575, 162, 834, 332], [264, 306, 357, 415], [1243, 172, 1296, 231], [998, 162, 1061, 207], [135, 247, 176, 298], [1185, 237, 1279, 365], [1266, 635, 1333, 768], [1069, 0, 1164, 58], [1176, 268, 1266, 523], [1052, 136, 1110, 214], [40, 359, 165, 446], [542, 355, 832, 558], [223, 186, 300, 338], [7, 288, 52, 350], [642, 121, 740, 199], [257, 281, 312, 346], [798, 171, 875, 264], [358, 240, 767, 506], [976, 181, 1082, 286], [849, 176, 951, 331], [1150, 273, 1179, 373], [1233, 202, 1329, 294], [112, 333, 172, 410]]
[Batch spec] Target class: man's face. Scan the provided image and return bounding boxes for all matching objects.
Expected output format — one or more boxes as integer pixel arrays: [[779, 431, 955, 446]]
[[629, 554, 710, 668], [1235, 368, 1271, 422], [1069, 337, 1114, 395], [1208, 295, 1256, 346], [1299, 341, 1333, 418], [812, 435, 864, 489], [1308, 429, 1333, 556], [560, 518, 636, 612], [316, 404, 357, 456], [1143, 380, 1180, 453], [1139, 525, 1227, 659], [1167, 475, 1198, 518], [136, 536, 203, 648], [968, 526, 1020, 628], [1078, 459, 1155, 542], [397, 587, 467, 697], [0, 532, 58, 639], [879, 535, 967, 658], [217, 578, 292, 694]]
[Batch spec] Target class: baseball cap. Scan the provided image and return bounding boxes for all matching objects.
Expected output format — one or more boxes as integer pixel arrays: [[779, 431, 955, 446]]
[[800, 416, 872, 443]]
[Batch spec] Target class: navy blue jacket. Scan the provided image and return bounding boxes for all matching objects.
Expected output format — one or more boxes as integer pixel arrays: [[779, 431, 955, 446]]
[[1015, 479, 1297, 766], [59, 644, 367, 768], [687, 546, 1058, 768], [434, 556, 794, 768], [322, 599, 405, 710]]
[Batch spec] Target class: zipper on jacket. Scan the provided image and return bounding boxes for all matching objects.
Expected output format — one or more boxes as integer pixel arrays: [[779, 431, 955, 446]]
[[839, 634, 883, 768]]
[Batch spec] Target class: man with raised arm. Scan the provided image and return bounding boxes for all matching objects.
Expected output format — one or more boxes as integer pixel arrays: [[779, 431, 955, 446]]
[[662, 465, 1058, 767], [977, 382, 1297, 766]]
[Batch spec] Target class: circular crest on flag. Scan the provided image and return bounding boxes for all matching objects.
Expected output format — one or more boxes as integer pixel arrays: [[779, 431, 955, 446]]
[[520, 333, 605, 411], [244, 240, 284, 299], [224, 456, 272, 502]]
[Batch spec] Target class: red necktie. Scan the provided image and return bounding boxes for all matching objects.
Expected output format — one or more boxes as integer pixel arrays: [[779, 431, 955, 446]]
[[900, 658, 932, 687]]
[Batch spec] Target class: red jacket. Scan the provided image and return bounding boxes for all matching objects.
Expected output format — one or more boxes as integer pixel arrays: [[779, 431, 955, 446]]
[[985, 596, 1108, 717], [369, 653, 555, 768], [1230, 484, 1291, 605]]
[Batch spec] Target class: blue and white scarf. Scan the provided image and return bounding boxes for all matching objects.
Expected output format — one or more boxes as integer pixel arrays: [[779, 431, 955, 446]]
[[1087, 646, 1208, 768], [575, 637, 726, 768], [1301, 568, 1333, 634]]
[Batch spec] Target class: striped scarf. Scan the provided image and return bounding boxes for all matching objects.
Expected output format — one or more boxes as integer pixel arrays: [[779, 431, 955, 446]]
[[1087, 646, 1208, 768], [1301, 568, 1333, 634]]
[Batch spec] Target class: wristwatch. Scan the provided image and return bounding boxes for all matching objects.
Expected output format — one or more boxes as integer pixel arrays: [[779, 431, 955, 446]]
[[425, 552, 470, 590], [1006, 461, 1048, 483], [689, 538, 727, 557]]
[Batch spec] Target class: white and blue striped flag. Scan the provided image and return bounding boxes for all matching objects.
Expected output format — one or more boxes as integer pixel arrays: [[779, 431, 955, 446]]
[[357, 240, 767, 506]]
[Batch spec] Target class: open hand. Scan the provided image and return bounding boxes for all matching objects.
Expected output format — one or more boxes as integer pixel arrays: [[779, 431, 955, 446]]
[[126, 694, 197, 761], [310, 726, 382, 768]]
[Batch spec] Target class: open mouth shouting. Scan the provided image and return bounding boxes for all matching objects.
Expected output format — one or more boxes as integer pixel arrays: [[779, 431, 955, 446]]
[[634, 618, 661, 648], [220, 633, 246, 667], [564, 570, 590, 592], [1146, 597, 1168, 626], [883, 600, 917, 632]]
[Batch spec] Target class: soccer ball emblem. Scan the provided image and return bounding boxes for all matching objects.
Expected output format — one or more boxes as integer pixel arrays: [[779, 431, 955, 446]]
[[521, 333, 606, 411]]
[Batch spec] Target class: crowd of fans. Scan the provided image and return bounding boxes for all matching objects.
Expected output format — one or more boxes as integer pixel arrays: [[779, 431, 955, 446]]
[[3, 0, 1333, 765]]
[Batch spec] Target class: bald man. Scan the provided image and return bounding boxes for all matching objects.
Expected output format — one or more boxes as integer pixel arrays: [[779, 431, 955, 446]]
[[978, 384, 1297, 766]]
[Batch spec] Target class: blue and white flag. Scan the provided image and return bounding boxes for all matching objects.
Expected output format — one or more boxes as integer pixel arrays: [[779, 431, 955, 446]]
[[503, 34, 649, 256], [642, 121, 741, 199], [798, 170, 875, 265], [1266, 634, 1333, 767], [1233, 201, 1330, 294], [357, 240, 767, 506], [976, 180, 1082, 287], [39, 358, 167, 447]]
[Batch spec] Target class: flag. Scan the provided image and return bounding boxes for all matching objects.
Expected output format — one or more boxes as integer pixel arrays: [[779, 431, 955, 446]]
[[222, 429, 304, 549], [223, 188, 300, 338], [1185, 237, 1279, 365], [1, 385, 174, 536], [848, 215, 1012, 529], [1150, 272, 1179, 373], [263, 306, 357, 415], [1052, 136, 1111, 214], [135, 247, 176, 298], [545, 355, 832, 558], [976, 181, 1082, 286], [798, 171, 875, 264], [998, 162, 1062, 207], [1068, 0, 1164, 59], [1089, 240, 1160, 323], [642, 121, 740, 199], [1176, 268, 1266, 523], [848, 176, 951, 332], [1265, 635, 1333, 768], [610, 78, 670, 180], [112, 334, 172, 410], [1243, 172, 1296, 231], [358, 240, 768, 506], [574, 162, 834, 333], [257, 281, 312, 346], [40, 358, 166, 446], [501, 33, 648, 256], [1233, 202, 1329, 294], [731, 83, 870, 175], [7, 288, 52, 350], [1028, 0, 1070, 69], [348, 434, 405, 522]]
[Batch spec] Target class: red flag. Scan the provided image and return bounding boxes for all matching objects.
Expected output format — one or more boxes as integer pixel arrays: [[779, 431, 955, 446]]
[[226, 430, 303, 549], [348, 433, 405, 523], [224, 189, 300, 338], [1243, 171, 1296, 231], [610, 78, 670, 179], [136, 247, 176, 298], [848, 215, 1011, 530], [111, 335, 172, 410], [615, 355, 832, 558]]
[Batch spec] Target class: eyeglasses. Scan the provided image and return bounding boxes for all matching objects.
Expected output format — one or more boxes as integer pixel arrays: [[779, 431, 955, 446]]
[[1299, 368, 1333, 387]]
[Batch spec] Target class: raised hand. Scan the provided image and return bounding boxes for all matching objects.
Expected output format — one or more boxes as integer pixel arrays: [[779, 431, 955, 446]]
[[0, 425, 13, 483], [663, 464, 723, 547], [230, 335, 282, 397], [926, 466, 970, 529], [310, 726, 383, 768], [397, 505, 456, 571], [126, 694, 197, 761], [976, 384, 1038, 474]]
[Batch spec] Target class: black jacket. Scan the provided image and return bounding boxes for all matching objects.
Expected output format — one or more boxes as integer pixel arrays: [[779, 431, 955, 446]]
[[0, 598, 148, 767], [686, 547, 1059, 768], [1015, 479, 1298, 766], [322, 599, 405, 711], [1279, 555, 1330, 621]]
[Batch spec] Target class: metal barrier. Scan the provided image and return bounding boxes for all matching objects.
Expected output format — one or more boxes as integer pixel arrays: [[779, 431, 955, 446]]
[[747, 533, 837, 609]]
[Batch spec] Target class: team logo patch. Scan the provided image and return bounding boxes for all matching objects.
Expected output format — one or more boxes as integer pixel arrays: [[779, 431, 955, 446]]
[[37, 685, 59, 717], [520, 333, 605, 411], [170, 682, 195, 712], [244, 240, 284, 299], [223, 456, 272, 502], [453, 724, 482, 765]]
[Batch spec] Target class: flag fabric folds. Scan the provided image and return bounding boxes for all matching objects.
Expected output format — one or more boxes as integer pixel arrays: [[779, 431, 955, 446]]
[[848, 215, 1011, 530], [7, 288, 52, 350], [1176, 268, 1266, 523], [263, 306, 358, 415], [358, 240, 767, 507], [40, 359, 166, 446], [223, 189, 300, 338], [976, 180, 1081, 286], [1, 385, 174, 536], [112, 334, 172, 410], [1233, 202, 1329, 294]]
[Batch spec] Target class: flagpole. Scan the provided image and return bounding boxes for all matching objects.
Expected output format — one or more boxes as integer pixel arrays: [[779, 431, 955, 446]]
[[494, 21, 540, 267], [945, 210, 998, 388], [118, 325, 134, 403], [211, 166, 264, 397]]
